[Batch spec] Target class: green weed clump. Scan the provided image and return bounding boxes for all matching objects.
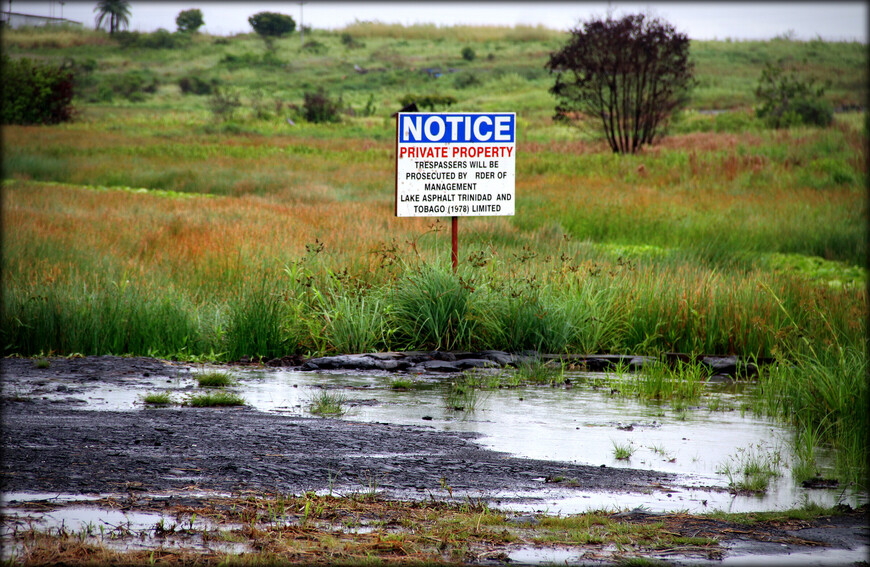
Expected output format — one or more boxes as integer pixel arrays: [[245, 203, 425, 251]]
[[612, 441, 635, 460], [1, 281, 206, 358], [620, 360, 709, 402], [308, 390, 347, 416], [717, 444, 784, 493], [196, 371, 234, 388], [443, 377, 483, 412], [513, 357, 564, 385], [187, 391, 246, 407], [142, 391, 172, 405], [390, 265, 477, 351]]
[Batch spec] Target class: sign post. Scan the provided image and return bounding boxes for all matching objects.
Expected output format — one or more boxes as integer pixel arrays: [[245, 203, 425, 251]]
[[395, 112, 516, 271]]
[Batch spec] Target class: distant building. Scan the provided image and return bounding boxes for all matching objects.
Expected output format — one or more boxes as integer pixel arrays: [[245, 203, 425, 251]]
[[1, 11, 83, 28]]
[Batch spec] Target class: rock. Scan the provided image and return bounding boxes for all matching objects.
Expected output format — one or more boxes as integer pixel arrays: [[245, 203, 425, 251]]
[[412, 360, 462, 373], [477, 350, 515, 366], [702, 356, 738, 375], [454, 358, 499, 370], [628, 356, 654, 370]]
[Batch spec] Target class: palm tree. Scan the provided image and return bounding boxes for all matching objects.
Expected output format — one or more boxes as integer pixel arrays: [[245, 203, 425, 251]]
[[94, 0, 131, 34]]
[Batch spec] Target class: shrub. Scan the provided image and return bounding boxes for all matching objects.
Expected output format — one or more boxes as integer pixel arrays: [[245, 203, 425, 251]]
[[178, 75, 219, 95], [249, 11, 295, 50], [461, 46, 476, 61], [176, 8, 204, 33], [398, 93, 457, 110], [546, 12, 695, 154], [115, 28, 185, 49], [303, 89, 341, 123], [208, 86, 242, 121], [220, 51, 282, 68], [1, 56, 75, 125], [301, 39, 328, 54], [755, 61, 833, 128], [340, 32, 364, 48], [99, 69, 158, 102], [453, 72, 482, 89]]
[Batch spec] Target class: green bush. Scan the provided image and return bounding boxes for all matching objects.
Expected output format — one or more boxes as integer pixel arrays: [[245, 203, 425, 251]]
[[178, 75, 219, 95], [176, 8, 204, 33], [220, 51, 282, 68], [99, 69, 158, 102], [398, 93, 457, 110], [303, 89, 341, 123], [1, 55, 74, 124], [208, 86, 242, 121], [755, 62, 833, 128], [248, 11, 295, 46], [461, 46, 476, 61], [115, 29, 186, 49], [453, 72, 483, 89], [340, 32, 364, 49], [301, 39, 328, 54]]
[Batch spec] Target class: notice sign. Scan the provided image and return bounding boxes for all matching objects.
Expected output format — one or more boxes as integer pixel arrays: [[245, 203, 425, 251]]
[[396, 112, 516, 217]]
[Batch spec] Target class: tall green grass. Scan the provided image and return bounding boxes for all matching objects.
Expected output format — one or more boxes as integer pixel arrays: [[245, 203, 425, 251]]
[[619, 360, 710, 402], [223, 276, 294, 361], [389, 264, 478, 351], [755, 346, 868, 486], [0, 280, 205, 357]]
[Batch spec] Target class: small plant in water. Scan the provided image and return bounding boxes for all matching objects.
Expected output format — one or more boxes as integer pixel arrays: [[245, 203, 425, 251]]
[[389, 377, 415, 390], [514, 356, 564, 385], [187, 390, 246, 407], [717, 443, 784, 493], [443, 378, 482, 412], [196, 370, 234, 388], [33, 357, 51, 369], [612, 440, 635, 460], [308, 390, 347, 416], [142, 391, 172, 405]]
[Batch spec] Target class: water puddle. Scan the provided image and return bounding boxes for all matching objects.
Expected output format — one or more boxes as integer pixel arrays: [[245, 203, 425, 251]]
[[676, 543, 870, 566], [236, 369, 861, 514], [1, 492, 253, 560], [507, 544, 870, 566], [4, 366, 865, 516]]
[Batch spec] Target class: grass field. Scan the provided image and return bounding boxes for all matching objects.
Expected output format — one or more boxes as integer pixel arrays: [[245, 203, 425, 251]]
[[1, 24, 867, 484]]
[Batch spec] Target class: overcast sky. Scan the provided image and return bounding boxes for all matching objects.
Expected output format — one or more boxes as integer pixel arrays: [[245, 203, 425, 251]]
[[12, 1, 868, 42]]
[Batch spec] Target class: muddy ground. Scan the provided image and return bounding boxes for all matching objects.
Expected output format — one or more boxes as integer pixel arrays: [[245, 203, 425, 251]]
[[2, 356, 868, 564], [1, 356, 676, 498]]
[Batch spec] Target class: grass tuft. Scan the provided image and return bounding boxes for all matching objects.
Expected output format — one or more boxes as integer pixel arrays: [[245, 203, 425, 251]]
[[308, 390, 347, 417], [142, 391, 172, 405], [196, 370, 234, 388], [717, 443, 784, 493], [612, 440, 636, 460], [187, 390, 246, 407]]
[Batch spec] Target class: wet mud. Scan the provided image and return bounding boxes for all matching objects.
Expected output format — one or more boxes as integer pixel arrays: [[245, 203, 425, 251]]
[[2, 356, 674, 498]]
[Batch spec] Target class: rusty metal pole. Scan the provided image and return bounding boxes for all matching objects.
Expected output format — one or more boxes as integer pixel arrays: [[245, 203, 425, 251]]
[[451, 216, 458, 273]]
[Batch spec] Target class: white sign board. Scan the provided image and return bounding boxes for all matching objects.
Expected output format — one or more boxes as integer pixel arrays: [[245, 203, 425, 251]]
[[395, 112, 516, 217]]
